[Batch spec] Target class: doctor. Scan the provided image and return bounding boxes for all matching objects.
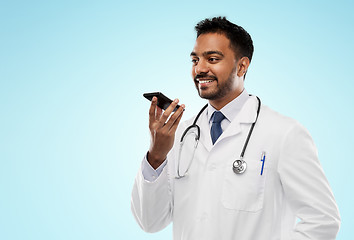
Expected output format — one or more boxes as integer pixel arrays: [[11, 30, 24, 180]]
[[131, 17, 340, 239]]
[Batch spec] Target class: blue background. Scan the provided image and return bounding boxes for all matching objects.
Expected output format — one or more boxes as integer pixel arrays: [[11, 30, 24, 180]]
[[1, 0, 353, 239]]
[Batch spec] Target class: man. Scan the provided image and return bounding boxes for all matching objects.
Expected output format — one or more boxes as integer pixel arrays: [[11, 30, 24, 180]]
[[131, 17, 340, 239]]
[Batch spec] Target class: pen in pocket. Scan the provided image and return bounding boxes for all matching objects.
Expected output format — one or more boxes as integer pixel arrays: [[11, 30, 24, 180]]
[[260, 152, 266, 175]]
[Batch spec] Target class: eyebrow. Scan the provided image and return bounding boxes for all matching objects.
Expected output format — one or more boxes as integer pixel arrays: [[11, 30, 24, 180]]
[[190, 51, 224, 57]]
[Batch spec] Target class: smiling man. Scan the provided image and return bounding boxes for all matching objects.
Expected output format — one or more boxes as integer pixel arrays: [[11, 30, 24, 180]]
[[191, 32, 248, 110], [131, 17, 340, 239]]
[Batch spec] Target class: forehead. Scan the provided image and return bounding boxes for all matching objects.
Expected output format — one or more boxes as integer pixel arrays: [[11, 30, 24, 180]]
[[192, 33, 232, 55]]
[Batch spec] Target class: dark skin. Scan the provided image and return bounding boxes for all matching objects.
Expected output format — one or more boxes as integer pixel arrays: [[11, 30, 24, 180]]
[[147, 32, 250, 169], [148, 97, 185, 169], [191, 33, 250, 110]]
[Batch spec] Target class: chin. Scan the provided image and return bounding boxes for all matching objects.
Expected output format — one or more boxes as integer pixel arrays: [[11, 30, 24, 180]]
[[198, 89, 219, 100]]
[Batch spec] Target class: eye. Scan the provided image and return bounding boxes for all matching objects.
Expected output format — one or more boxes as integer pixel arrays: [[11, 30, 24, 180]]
[[209, 57, 220, 63], [191, 58, 199, 65]]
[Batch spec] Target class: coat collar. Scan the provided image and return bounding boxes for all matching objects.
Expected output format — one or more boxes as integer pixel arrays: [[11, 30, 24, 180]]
[[206, 89, 249, 125], [198, 96, 259, 151]]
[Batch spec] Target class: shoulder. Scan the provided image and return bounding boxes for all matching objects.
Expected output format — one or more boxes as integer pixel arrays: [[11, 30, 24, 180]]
[[259, 104, 310, 138], [174, 112, 198, 139], [180, 104, 208, 128], [175, 105, 207, 138], [260, 105, 297, 126]]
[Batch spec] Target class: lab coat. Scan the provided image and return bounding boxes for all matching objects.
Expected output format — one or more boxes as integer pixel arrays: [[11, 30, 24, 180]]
[[131, 96, 340, 240]]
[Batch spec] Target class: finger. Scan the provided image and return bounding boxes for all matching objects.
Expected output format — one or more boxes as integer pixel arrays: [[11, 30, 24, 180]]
[[158, 98, 179, 126], [164, 103, 185, 130], [156, 105, 162, 119], [169, 105, 185, 134], [148, 96, 158, 123]]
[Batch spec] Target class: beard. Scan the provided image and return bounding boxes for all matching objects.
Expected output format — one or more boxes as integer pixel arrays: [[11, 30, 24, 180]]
[[194, 66, 237, 100]]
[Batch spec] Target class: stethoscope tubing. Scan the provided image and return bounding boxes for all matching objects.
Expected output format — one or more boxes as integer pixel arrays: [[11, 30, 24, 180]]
[[177, 95, 261, 177], [239, 96, 261, 159]]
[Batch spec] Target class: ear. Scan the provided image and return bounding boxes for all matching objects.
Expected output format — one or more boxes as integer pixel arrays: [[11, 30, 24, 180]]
[[237, 57, 250, 77]]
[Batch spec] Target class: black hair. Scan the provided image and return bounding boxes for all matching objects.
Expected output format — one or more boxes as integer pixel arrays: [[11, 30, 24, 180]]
[[195, 16, 254, 62]]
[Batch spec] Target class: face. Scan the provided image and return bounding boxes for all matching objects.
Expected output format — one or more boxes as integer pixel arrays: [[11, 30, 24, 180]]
[[190, 33, 248, 108]]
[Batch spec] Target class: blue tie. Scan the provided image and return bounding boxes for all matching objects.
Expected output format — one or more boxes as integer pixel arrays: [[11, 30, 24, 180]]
[[211, 111, 225, 144]]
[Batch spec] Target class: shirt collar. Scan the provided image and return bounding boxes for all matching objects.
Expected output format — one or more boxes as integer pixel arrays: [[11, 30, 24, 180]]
[[207, 89, 250, 124]]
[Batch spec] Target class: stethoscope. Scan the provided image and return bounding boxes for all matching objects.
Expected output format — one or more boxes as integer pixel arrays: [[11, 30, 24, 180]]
[[176, 96, 261, 179]]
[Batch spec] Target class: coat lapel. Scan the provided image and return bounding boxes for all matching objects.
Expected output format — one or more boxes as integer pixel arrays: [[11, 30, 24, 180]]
[[198, 109, 213, 152], [215, 96, 259, 144], [195, 96, 259, 150]]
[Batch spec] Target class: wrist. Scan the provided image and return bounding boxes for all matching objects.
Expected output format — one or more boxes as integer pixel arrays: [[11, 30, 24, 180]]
[[147, 151, 166, 169]]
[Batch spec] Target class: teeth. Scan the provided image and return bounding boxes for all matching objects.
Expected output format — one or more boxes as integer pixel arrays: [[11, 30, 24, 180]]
[[198, 80, 214, 84]]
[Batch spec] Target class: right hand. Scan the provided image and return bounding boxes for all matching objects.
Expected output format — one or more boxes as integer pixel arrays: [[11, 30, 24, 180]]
[[148, 97, 185, 169]]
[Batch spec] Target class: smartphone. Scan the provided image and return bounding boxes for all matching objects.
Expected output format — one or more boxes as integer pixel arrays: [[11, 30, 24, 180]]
[[143, 92, 180, 112]]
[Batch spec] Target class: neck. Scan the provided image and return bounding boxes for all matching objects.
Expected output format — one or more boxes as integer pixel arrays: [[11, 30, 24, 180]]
[[209, 89, 244, 110]]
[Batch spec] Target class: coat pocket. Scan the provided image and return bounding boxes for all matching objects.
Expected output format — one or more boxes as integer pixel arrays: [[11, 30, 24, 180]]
[[221, 156, 267, 212]]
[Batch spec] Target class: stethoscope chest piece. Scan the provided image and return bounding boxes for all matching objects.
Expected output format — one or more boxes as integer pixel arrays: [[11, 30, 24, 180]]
[[175, 96, 261, 179], [233, 159, 247, 174]]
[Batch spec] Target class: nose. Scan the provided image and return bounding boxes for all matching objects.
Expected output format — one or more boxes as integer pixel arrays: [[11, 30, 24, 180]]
[[194, 59, 209, 75]]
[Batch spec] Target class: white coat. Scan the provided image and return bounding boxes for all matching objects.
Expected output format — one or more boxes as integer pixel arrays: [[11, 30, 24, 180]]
[[131, 96, 340, 240]]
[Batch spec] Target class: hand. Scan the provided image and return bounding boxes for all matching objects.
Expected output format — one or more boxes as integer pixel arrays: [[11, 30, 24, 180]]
[[148, 97, 185, 169]]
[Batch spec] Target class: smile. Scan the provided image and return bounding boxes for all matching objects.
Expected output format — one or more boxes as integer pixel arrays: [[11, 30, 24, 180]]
[[197, 79, 215, 84]]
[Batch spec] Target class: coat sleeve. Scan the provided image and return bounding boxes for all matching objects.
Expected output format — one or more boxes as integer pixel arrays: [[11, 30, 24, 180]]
[[130, 158, 173, 233], [278, 122, 340, 239], [130, 122, 185, 233]]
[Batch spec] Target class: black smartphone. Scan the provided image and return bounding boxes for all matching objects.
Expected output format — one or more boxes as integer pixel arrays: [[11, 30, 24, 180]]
[[143, 92, 180, 112]]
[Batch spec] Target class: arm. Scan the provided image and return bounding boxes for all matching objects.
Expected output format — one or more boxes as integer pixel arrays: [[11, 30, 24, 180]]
[[131, 156, 173, 232], [278, 123, 340, 239], [131, 97, 185, 232]]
